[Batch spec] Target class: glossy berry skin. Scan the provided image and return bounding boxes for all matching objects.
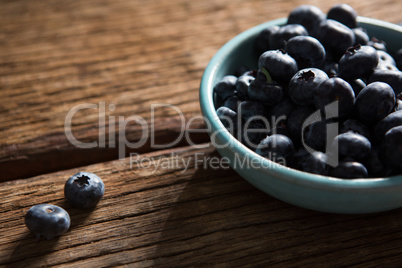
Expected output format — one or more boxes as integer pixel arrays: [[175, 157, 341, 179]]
[[65, 172, 105, 209], [288, 68, 328, 105], [314, 77, 355, 118], [368, 37, 387, 52], [238, 100, 267, 121], [374, 110, 402, 141], [329, 161, 368, 179], [248, 69, 284, 105], [354, 82, 396, 124], [367, 69, 402, 95], [258, 50, 298, 84], [217, 106, 238, 134], [332, 132, 371, 162], [292, 149, 329, 175], [256, 134, 295, 164], [213, 75, 237, 101], [339, 45, 379, 80], [236, 74, 254, 99], [285, 36, 326, 69], [287, 5, 326, 36], [317, 19, 355, 61], [25, 204, 70, 240], [348, 79, 366, 97], [352, 28, 369, 46], [268, 97, 295, 125], [327, 4, 358, 29], [303, 120, 328, 152], [254, 26, 280, 56], [269, 24, 308, 50], [287, 105, 316, 142], [382, 125, 402, 169], [223, 95, 240, 112]]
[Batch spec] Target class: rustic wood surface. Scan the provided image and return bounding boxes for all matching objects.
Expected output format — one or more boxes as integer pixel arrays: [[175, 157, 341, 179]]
[[1, 0, 402, 266]]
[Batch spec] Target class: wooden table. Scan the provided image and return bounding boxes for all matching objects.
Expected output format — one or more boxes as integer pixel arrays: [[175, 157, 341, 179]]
[[1, 0, 402, 267]]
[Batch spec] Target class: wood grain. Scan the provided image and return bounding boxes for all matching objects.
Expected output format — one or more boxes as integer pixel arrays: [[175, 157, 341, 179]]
[[1, 144, 402, 267], [1, 0, 402, 180]]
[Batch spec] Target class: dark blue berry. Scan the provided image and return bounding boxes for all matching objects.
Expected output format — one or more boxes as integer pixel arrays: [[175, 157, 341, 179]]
[[269, 24, 308, 50], [268, 97, 295, 125], [339, 45, 379, 80], [248, 69, 284, 105], [288, 68, 328, 105], [217, 106, 238, 134], [314, 77, 355, 118], [213, 75, 237, 101], [238, 100, 268, 121], [241, 120, 269, 149], [258, 50, 298, 84], [303, 119, 329, 152], [354, 81, 396, 124], [254, 26, 280, 55], [292, 149, 329, 175], [374, 110, 402, 140], [332, 132, 371, 162], [317, 19, 355, 61], [366, 145, 388, 177], [368, 37, 387, 52], [255, 134, 295, 164], [347, 78, 366, 97], [340, 119, 372, 141], [287, 105, 316, 142], [382, 125, 402, 169], [367, 69, 402, 95], [329, 161, 368, 179], [287, 5, 326, 36], [25, 204, 70, 240], [352, 27, 369, 46], [327, 4, 358, 29], [236, 74, 254, 99], [320, 58, 339, 77], [223, 95, 241, 112], [65, 172, 105, 209], [285, 36, 326, 69]]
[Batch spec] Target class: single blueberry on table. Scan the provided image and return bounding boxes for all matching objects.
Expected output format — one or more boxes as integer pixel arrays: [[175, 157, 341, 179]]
[[354, 81, 396, 124], [255, 134, 295, 164], [327, 3, 358, 29], [314, 77, 355, 118], [258, 49, 298, 84], [25, 204, 70, 240], [339, 45, 379, 80], [382, 125, 402, 169], [329, 161, 368, 179], [287, 5, 326, 36], [288, 68, 329, 106], [332, 132, 371, 162], [65, 171, 105, 209], [269, 24, 308, 50], [285, 36, 326, 69]]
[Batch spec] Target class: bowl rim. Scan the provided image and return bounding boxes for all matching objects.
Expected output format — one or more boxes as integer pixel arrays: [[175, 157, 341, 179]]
[[200, 16, 402, 191]]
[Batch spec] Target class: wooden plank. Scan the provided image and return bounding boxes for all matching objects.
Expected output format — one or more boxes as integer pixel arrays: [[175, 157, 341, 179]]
[[1, 144, 402, 267], [1, 0, 402, 180]]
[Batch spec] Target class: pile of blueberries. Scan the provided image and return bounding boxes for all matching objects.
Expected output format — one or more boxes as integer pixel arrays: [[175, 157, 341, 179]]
[[214, 4, 402, 179], [24, 172, 105, 240]]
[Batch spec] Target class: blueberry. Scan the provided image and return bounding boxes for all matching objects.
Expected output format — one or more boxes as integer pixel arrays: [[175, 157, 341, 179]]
[[377, 50, 396, 67], [254, 26, 280, 55], [287, 105, 316, 143], [347, 78, 366, 97], [339, 45, 379, 80], [352, 27, 369, 46], [287, 5, 326, 36], [317, 19, 355, 61], [285, 36, 326, 69], [248, 69, 284, 105], [332, 132, 371, 162], [268, 97, 295, 125], [327, 4, 358, 29], [368, 37, 387, 52], [382, 125, 402, 169], [241, 120, 269, 149], [223, 95, 241, 112], [354, 81, 396, 124], [255, 134, 295, 164], [269, 24, 308, 50], [258, 50, 298, 84], [374, 109, 402, 140], [303, 119, 329, 152], [213, 75, 237, 101], [65, 172, 105, 209], [340, 119, 372, 141], [314, 77, 355, 118], [366, 145, 388, 177], [367, 69, 402, 95], [25, 204, 70, 240], [236, 73, 255, 99], [217, 106, 238, 134], [238, 100, 268, 121], [288, 68, 329, 105], [292, 149, 329, 175], [329, 161, 368, 179]]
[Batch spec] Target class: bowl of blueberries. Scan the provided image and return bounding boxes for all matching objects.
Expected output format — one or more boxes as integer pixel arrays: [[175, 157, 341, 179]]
[[199, 4, 402, 214]]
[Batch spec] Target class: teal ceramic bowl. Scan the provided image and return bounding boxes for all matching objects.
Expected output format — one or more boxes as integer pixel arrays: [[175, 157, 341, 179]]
[[200, 17, 402, 214]]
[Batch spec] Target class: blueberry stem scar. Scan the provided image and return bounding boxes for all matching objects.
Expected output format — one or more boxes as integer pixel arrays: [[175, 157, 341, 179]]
[[74, 175, 90, 187]]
